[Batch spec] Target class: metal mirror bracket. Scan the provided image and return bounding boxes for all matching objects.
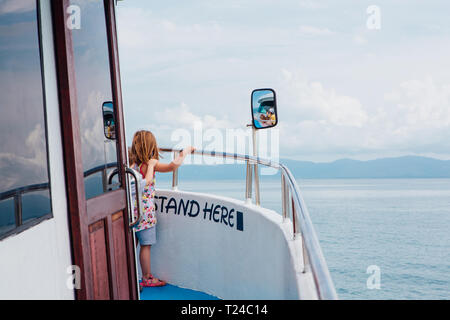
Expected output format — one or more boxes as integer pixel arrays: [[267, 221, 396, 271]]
[[252, 127, 260, 206]]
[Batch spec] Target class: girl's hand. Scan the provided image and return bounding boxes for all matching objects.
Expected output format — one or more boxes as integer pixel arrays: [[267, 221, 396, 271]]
[[182, 146, 196, 156], [172, 146, 195, 166], [154, 147, 195, 173]]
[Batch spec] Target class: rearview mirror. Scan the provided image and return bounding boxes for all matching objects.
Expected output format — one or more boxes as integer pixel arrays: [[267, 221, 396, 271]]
[[251, 88, 277, 129], [102, 101, 116, 140]]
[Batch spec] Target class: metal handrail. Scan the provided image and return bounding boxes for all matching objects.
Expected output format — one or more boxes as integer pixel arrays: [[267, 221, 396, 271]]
[[158, 147, 338, 300], [125, 167, 144, 228], [83, 162, 118, 177], [107, 167, 144, 228], [0, 182, 50, 201], [0, 182, 50, 230], [279, 164, 337, 299]]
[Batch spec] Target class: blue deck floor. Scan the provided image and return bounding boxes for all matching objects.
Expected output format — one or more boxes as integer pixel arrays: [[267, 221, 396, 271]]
[[140, 284, 220, 300]]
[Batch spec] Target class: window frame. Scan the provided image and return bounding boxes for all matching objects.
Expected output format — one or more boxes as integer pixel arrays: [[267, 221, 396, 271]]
[[0, 0, 54, 241]]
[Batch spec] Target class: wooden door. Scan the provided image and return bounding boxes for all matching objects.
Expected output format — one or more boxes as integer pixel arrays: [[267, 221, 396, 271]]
[[51, 0, 138, 299]]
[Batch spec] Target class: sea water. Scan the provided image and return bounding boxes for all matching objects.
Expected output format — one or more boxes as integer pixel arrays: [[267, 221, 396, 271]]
[[157, 177, 450, 300]]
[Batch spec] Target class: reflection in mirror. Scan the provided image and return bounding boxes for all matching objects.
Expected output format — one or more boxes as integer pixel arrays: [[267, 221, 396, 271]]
[[251, 89, 277, 129], [102, 101, 116, 140]]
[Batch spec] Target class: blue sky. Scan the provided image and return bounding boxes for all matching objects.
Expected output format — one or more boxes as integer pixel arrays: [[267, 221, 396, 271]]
[[116, 0, 450, 162]]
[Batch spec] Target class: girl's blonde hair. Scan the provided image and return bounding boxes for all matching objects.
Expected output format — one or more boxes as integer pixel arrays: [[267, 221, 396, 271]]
[[128, 147, 135, 165], [130, 130, 160, 165]]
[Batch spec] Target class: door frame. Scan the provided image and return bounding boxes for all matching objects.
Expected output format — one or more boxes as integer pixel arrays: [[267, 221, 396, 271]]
[[51, 0, 137, 300]]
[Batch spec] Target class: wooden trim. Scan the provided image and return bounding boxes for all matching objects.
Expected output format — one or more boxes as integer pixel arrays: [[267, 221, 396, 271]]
[[105, 1, 127, 167], [105, 214, 119, 299], [86, 189, 126, 225], [51, 0, 93, 300], [104, 0, 138, 300]]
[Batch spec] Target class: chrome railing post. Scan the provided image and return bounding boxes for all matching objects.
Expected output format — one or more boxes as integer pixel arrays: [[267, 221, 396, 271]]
[[252, 127, 261, 206], [253, 163, 261, 206], [291, 196, 298, 240], [245, 160, 253, 203], [282, 173, 291, 222], [172, 151, 179, 190], [302, 234, 311, 273]]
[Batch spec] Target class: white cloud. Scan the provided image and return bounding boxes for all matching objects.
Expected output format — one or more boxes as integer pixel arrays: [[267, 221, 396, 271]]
[[385, 77, 450, 128], [117, 1, 450, 161], [0, 124, 48, 192], [353, 34, 368, 45], [151, 102, 234, 131], [277, 71, 450, 159], [117, 7, 224, 52], [298, 0, 326, 9], [299, 25, 335, 37], [280, 69, 368, 127], [0, 0, 35, 14]]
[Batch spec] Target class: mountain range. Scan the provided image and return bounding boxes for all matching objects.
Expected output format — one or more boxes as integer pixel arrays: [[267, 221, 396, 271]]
[[158, 155, 450, 180]]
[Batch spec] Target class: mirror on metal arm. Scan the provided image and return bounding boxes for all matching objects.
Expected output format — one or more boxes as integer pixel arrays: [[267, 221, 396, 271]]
[[102, 101, 116, 140], [251, 88, 278, 129]]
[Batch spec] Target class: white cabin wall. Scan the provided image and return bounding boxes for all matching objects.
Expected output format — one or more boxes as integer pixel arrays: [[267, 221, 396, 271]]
[[0, 0, 74, 300], [0, 221, 70, 299]]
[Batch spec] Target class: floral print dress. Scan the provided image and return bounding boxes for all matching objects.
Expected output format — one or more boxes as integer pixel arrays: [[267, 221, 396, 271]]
[[132, 163, 157, 232]]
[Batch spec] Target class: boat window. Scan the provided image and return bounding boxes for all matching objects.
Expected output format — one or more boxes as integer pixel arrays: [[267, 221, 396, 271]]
[[71, 0, 119, 199], [0, 0, 52, 240]]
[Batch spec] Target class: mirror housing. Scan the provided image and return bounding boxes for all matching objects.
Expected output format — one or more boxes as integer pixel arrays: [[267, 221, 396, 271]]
[[251, 88, 278, 129], [102, 101, 116, 140]]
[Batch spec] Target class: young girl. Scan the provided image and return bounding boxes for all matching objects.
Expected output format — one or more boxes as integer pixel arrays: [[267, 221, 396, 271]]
[[129, 130, 195, 287]]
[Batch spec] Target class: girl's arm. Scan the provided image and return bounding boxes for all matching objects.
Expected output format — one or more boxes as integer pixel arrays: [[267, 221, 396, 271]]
[[155, 146, 195, 173], [144, 159, 157, 185]]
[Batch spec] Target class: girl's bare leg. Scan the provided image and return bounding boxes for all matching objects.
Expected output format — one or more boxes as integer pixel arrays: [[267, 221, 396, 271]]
[[140, 245, 152, 280], [139, 245, 164, 284]]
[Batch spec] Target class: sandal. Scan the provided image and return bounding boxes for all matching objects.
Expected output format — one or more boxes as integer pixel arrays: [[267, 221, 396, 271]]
[[140, 274, 166, 287]]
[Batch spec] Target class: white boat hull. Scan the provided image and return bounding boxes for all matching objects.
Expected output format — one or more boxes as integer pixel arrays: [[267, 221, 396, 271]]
[[148, 189, 318, 300]]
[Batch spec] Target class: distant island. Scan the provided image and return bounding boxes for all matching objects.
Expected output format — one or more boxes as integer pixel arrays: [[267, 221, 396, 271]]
[[158, 155, 450, 180]]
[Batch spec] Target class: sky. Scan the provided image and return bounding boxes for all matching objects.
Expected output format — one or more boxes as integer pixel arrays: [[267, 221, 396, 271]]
[[116, 0, 450, 162]]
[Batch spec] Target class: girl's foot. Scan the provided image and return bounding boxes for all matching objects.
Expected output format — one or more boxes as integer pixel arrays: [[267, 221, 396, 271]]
[[141, 274, 166, 287]]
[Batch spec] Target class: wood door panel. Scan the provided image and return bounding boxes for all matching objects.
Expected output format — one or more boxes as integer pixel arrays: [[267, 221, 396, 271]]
[[89, 220, 111, 300], [112, 211, 130, 300], [86, 189, 126, 225]]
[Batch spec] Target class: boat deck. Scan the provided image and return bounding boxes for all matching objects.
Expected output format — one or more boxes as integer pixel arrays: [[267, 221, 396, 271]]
[[140, 284, 220, 300]]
